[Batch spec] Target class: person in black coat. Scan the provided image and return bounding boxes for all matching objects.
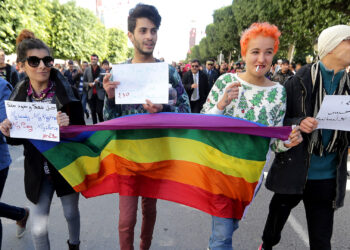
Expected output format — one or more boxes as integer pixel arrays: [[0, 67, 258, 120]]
[[203, 59, 219, 90], [182, 59, 210, 113], [0, 29, 84, 250], [259, 24, 350, 250]]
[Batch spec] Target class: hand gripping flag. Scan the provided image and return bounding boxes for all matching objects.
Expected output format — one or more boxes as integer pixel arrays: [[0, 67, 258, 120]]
[[31, 113, 291, 219]]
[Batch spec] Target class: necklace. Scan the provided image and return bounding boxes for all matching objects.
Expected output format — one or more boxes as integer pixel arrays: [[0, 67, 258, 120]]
[[31, 92, 47, 101]]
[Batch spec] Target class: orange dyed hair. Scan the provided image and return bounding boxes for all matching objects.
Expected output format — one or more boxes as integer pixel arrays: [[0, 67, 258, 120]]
[[240, 22, 281, 57]]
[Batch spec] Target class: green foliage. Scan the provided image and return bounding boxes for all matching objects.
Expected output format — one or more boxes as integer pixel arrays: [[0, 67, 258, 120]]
[[106, 28, 128, 63], [0, 0, 128, 62], [194, 0, 350, 63]]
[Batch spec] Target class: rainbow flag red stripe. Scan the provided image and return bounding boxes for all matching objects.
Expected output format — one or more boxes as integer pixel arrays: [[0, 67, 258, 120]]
[[31, 113, 291, 219]]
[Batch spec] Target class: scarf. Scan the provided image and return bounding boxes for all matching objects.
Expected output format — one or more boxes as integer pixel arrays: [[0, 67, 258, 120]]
[[309, 61, 350, 156]]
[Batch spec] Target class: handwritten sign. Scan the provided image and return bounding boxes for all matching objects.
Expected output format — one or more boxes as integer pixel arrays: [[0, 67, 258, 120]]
[[316, 95, 350, 131], [5, 100, 60, 142], [112, 62, 169, 104]]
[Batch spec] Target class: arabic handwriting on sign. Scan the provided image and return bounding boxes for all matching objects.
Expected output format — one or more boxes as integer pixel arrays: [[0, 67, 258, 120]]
[[318, 117, 346, 122], [327, 110, 350, 116]]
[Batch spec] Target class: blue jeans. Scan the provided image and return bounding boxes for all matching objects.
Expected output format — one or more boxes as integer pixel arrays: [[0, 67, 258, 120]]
[[31, 177, 80, 250], [81, 91, 88, 113], [209, 216, 240, 250]]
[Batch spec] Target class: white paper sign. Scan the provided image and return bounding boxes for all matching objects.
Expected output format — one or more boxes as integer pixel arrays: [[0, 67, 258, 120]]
[[5, 100, 60, 141], [316, 95, 350, 131], [112, 62, 169, 104]]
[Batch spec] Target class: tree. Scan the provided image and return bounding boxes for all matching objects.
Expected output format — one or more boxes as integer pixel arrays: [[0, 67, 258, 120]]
[[106, 28, 128, 63], [0, 0, 52, 54], [49, 0, 108, 60]]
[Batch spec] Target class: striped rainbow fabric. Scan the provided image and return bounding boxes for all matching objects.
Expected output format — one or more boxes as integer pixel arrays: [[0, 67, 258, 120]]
[[31, 113, 291, 219]]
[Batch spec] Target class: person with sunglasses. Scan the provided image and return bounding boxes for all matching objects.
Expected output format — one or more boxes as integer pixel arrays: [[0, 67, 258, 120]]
[[0, 29, 84, 250], [182, 59, 210, 113], [204, 59, 219, 89]]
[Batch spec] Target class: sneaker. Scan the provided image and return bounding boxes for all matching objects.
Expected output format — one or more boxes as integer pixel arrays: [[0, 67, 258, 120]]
[[258, 243, 263, 250], [16, 207, 29, 238]]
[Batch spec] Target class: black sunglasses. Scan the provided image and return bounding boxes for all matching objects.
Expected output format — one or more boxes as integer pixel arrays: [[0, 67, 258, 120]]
[[25, 56, 54, 68], [191, 65, 199, 68]]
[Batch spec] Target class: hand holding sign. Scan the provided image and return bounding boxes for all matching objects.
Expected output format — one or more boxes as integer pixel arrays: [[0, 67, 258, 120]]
[[0, 118, 11, 137], [316, 95, 350, 131], [112, 62, 169, 104], [4, 101, 60, 142], [103, 73, 120, 99]]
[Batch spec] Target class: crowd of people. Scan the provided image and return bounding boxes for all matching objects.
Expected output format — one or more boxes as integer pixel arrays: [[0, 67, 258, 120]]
[[0, 2, 349, 250]]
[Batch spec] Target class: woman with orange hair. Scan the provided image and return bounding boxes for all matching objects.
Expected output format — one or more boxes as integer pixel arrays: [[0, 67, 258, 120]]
[[201, 22, 302, 249]]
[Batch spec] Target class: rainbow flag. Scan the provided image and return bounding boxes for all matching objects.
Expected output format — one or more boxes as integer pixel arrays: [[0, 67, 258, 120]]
[[31, 113, 291, 219]]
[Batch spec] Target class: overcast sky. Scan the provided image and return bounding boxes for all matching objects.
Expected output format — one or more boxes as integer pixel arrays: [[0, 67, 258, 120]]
[[60, 0, 232, 62]]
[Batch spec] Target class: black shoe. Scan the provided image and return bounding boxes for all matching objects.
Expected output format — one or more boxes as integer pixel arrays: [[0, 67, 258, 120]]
[[85, 111, 90, 119], [67, 240, 80, 250]]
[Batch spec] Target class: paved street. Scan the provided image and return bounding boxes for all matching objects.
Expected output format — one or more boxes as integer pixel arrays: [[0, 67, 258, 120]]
[[2, 140, 350, 249]]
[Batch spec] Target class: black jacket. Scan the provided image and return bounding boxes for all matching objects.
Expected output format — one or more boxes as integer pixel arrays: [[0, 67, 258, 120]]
[[272, 69, 294, 85], [266, 64, 349, 209], [182, 70, 210, 113], [7, 68, 85, 204], [0, 64, 19, 88], [203, 68, 219, 89]]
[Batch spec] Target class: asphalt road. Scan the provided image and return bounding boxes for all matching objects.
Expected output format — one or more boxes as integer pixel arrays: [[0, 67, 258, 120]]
[[1, 137, 349, 250]]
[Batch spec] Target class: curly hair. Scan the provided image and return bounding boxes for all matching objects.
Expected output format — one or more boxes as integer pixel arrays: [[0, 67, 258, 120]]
[[240, 22, 281, 57], [16, 29, 51, 63], [128, 3, 161, 33]]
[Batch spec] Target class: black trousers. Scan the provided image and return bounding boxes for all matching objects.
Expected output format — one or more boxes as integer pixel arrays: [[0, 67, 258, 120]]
[[88, 94, 104, 124], [262, 179, 336, 250], [190, 100, 203, 113]]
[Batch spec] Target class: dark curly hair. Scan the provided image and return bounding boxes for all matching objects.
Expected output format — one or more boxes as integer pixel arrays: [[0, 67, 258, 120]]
[[16, 29, 51, 63], [128, 3, 161, 33]]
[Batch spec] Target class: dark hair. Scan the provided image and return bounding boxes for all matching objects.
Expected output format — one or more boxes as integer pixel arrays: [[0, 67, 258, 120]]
[[102, 59, 109, 65], [16, 29, 51, 63], [82, 61, 88, 64], [91, 54, 99, 59], [191, 59, 200, 65], [128, 3, 161, 33], [282, 59, 290, 65]]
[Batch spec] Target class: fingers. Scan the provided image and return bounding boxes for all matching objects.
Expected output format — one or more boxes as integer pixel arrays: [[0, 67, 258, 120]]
[[103, 73, 112, 84], [103, 74, 120, 99], [300, 117, 318, 133], [143, 99, 163, 113], [0, 119, 12, 137], [56, 112, 70, 127], [226, 82, 241, 89], [225, 82, 241, 102]]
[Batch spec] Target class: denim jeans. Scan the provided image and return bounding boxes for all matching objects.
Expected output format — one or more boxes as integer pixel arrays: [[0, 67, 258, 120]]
[[31, 177, 80, 250], [209, 216, 240, 250], [81, 91, 88, 114]]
